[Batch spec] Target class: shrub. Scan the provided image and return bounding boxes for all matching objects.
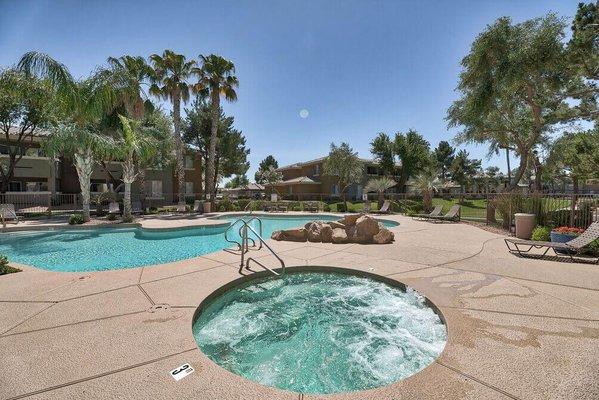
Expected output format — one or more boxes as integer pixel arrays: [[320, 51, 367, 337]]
[[0, 255, 20, 275], [106, 213, 117, 221], [323, 203, 331, 212], [531, 226, 551, 242], [585, 239, 599, 256], [336, 202, 347, 213], [68, 214, 84, 225]]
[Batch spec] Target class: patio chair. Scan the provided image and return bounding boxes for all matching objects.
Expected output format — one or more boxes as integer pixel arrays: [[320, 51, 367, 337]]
[[372, 200, 391, 214], [413, 205, 443, 221], [193, 200, 203, 213], [131, 201, 143, 214], [176, 203, 187, 213], [428, 204, 460, 223], [304, 201, 319, 213], [505, 221, 599, 264], [362, 201, 371, 213], [108, 202, 120, 215], [277, 203, 288, 212], [0, 204, 19, 224]]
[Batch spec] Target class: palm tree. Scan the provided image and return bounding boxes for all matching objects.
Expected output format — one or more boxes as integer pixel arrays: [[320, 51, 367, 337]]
[[193, 54, 238, 204], [412, 170, 439, 212], [106, 55, 153, 120], [148, 50, 195, 204], [18, 52, 116, 222], [365, 176, 396, 208], [116, 115, 162, 221]]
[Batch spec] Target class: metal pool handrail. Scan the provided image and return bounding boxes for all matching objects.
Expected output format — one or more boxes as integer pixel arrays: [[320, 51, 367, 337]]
[[224, 217, 263, 251], [242, 223, 285, 277]]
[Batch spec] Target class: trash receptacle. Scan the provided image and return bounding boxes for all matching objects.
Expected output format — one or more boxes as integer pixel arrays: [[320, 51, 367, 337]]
[[203, 201, 211, 214], [514, 213, 535, 239]]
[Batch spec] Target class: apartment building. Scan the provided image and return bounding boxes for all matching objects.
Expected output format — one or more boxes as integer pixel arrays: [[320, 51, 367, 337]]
[[0, 127, 202, 198], [271, 156, 398, 200]]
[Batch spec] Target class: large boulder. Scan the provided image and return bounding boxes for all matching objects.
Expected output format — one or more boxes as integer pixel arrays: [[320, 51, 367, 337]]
[[328, 221, 345, 229], [372, 227, 394, 244], [271, 228, 307, 242], [331, 228, 348, 244], [342, 214, 361, 226], [346, 225, 369, 244], [321, 224, 333, 243], [307, 222, 324, 242], [356, 215, 380, 238]]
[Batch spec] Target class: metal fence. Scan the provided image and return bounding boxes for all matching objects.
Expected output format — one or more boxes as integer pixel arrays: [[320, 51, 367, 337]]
[[1, 191, 597, 229]]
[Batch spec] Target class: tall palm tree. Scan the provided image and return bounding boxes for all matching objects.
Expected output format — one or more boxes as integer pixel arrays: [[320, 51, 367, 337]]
[[18, 52, 116, 222], [106, 55, 153, 120], [365, 176, 396, 209], [148, 50, 195, 204], [193, 54, 238, 204], [412, 170, 439, 212]]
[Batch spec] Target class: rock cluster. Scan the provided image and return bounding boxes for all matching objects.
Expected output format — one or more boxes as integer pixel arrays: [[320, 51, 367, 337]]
[[271, 214, 395, 244]]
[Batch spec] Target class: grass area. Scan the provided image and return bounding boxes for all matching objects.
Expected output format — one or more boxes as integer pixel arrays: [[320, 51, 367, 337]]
[[432, 198, 487, 219]]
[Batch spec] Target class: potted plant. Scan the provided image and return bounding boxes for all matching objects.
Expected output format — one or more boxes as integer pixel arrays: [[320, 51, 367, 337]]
[[550, 226, 585, 254]]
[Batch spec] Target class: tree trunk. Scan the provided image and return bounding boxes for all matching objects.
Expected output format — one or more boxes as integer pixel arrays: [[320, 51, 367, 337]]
[[172, 92, 185, 204], [507, 151, 528, 192], [138, 169, 146, 210], [122, 160, 136, 222], [505, 148, 511, 187], [533, 155, 543, 192], [74, 150, 93, 222], [378, 191, 384, 209], [206, 91, 220, 206], [570, 175, 579, 227]]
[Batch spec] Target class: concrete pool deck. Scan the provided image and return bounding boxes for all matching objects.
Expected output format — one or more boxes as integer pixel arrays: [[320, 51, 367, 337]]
[[0, 214, 598, 399]]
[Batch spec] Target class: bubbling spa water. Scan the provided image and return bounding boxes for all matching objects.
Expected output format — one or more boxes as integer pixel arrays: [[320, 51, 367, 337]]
[[192, 271, 447, 394]]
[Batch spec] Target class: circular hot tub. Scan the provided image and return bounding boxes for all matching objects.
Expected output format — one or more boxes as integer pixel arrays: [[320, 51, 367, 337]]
[[192, 268, 446, 394]]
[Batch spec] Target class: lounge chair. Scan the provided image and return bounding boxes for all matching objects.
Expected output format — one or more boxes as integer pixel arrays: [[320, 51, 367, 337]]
[[304, 201, 319, 213], [428, 204, 460, 223], [176, 203, 187, 213], [277, 203, 288, 212], [131, 201, 143, 214], [505, 221, 599, 264], [362, 201, 371, 213], [108, 202, 120, 215], [0, 204, 19, 224], [193, 200, 203, 213], [372, 200, 391, 214], [413, 205, 443, 221]]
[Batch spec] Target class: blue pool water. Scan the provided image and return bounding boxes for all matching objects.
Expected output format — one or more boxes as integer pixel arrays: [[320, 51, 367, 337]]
[[193, 271, 446, 394], [0, 215, 398, 272]]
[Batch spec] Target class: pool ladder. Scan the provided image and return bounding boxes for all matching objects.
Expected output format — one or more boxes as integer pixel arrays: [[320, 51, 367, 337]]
[[224, 217, 285, 277]]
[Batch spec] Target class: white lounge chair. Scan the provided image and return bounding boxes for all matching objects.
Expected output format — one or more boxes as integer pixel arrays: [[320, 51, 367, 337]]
[[372, 200, 391, 214], [176, 203, 187, 213], [108, 202, 120, 215], [0, 204, 19, 224], [193, 200, 202, 213], [131, 201, 143, 214]]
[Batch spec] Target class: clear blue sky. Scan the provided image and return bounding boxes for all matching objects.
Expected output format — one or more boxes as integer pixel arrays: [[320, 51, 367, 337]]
[[0, 0, 583, 180]]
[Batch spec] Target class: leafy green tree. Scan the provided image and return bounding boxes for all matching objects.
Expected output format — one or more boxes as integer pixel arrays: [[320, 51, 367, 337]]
[[193, 55, 238, 203], [450, 150, 482, 193], [364, 176, 396, 208], [149, 50, 196, 203], [0, 69, 57, 192], [567, 2, 599, 120], [323, 142, 364, 209], [183, 97, 249, 193], [225, 174, 249, 189], [483, 166, 502, 193], [18, 52, 118, 221], [256, 166, 283, 194], [433, 141, 455, 181], [447, 14, 573, 191], [255, 155, 279, 183], [370, 132, 396, 176], [547, 129, 599, 193], [394, 129, 431, 192]]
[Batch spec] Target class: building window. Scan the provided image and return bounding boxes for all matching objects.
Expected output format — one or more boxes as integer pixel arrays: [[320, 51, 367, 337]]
[[8, 181, 22, 192], [313, 164, 320, 176], [184, 155, 194, 169], [288, 186, 293, 195], [90, 182, 107, 193], [149, 180, 163, 198], [26, 182, 49, 192], [331, 184, 339, 196], [185, 181, 194, 194]]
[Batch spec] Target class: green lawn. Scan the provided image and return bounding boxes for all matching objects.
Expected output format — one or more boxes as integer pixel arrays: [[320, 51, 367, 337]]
[[432, 198, 488, 219]]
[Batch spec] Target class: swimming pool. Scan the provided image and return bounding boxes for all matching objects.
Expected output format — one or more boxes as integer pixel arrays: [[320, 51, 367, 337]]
[[0, 215, 398, 272], [193, 270, 446, 394]]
